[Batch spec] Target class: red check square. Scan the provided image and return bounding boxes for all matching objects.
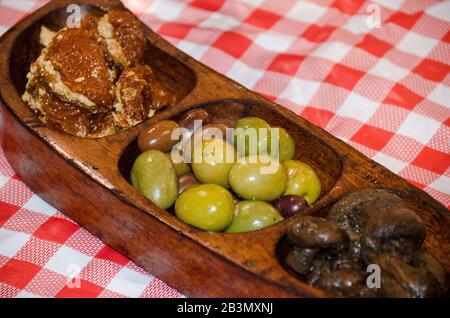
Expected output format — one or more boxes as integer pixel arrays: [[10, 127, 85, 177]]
[[356, 34, 393, 57], [260, 93, 276, 101], [325, 64, 365, 91], [351, 125, 394, 151], [443, 30, 450, 44], [331, 0, 365, 14], [267, 53, 304, 75], [406, 179, 425, 190], [0, 201, 20, 227], [55, 280, 103, 298], [190, 0, 225, 11], [158, 23, 194, 39], [445, 117, 450, 127], [301, 107, 334, 128], [34, 217, 79, 244], [413, 59, 450, 82], [388, 11, 423, 30], [383, 84, 424, 110], [302, 25, 336, 43], [95, 246, 129, 266], [412, 147, 450, 175], [212, 31, 252, 58], [245, 9, 281, 29], [0, 259, 40, 289]]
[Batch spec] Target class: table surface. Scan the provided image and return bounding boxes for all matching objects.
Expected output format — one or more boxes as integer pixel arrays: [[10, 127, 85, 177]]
[[0, 0, 449, 298]]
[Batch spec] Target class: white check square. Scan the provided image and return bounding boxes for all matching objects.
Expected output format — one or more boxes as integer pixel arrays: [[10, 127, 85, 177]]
[[106, 267, 153, 298], [238, 0, 265, 6], [177, 40, 209, 59], [311, 42, 352, 63], [0, 26, 7, 37], [372, 0, 405, 10], [16, 291, 43, 298], [280, 78, 321, 106], [255, 31, 296, 52], [0, 229, 30, 258], [342, 15, 371, 35], [397, 32, 438, 58], [0, 175, 9, 188], [429, 176, 450, 194], [397, 112, 440, 144], [44, 246, 91, 277], [372, 152, 408, 173], [427, 84, 450, 108], [337, 93, 379, 122], [200, 12, 240, 30], [227, 61, 263, 89], [369, 59, 409, 82], [1, 0, 36, 11], [22, 194, 56, 216], [286, 1, 326, 23], [147, 0, 185, 21], [426, 1, 450, 22]]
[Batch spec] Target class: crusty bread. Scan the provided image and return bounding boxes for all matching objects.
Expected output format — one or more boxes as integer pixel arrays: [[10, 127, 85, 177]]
[[22, 10, 173, 138]]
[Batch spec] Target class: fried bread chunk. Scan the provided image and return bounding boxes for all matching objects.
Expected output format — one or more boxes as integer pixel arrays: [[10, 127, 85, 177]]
[[97, 9, 145, 68], [113, 65, 155, 128], [23, 76, 116, 138], [22, 10, 174, 138], [27, 26, 114, 113]]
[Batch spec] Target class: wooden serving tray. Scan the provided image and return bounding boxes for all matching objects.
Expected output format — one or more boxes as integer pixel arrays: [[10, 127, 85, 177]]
[[0, 0, 448, 297]]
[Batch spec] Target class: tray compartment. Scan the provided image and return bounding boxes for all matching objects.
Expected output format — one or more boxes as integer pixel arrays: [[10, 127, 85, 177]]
[[275, 186, 450, 296], [8, 4, 196, 115], [120, 99, 343, 201], [118, 100, 342, 224]]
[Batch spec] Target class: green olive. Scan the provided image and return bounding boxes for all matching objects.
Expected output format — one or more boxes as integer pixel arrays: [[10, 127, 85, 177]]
[[282, 160, 321, 205], [166, 153, 191, 176], [274, 127, 296, 162], [131, 150, 178, 209], [225, 201, 283, 233], [233, 117, 271, 157], [229, 155, 287, 201], [175, 184, 234, 231], [173, 160, 191, 176], [191, 138, 236, 188]]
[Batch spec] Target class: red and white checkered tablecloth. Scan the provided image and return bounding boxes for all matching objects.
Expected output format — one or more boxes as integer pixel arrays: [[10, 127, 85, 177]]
[[0, 0, 449, 298]]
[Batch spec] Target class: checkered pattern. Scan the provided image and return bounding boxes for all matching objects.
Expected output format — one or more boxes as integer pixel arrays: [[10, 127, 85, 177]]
[[0, 0, 449, 298]]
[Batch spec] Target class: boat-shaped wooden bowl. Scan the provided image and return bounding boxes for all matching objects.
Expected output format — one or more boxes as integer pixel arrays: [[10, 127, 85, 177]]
[[0, 0, 448, 297]]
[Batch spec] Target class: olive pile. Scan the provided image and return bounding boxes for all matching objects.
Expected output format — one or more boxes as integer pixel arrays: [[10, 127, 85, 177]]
[[130, 108, 322, 233], [285, 188, 448, 298]]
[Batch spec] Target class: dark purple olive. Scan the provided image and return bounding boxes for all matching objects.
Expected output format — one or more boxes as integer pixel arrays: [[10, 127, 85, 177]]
[[178, 173, 199, 194], [177, 108, 210, 133], [274, 195, 308, 218]]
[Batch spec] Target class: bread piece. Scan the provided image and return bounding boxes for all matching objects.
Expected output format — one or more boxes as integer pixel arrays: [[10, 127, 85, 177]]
[[97, 9, 145, 68], [22, 10, 173, 138], [113, 65, 154, 128]]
